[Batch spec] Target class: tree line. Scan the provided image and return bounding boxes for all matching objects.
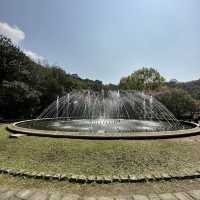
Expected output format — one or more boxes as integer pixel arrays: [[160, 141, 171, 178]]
[[0, 35, 109, 119], [0, 35, 199, 120], [119, 67, 200, 120]]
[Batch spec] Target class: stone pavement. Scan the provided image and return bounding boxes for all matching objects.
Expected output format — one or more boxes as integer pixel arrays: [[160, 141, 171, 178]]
[[1, 187, 200, 200]]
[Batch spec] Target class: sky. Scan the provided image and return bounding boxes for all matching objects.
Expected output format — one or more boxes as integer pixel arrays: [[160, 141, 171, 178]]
[[0, 0, 200, 84]]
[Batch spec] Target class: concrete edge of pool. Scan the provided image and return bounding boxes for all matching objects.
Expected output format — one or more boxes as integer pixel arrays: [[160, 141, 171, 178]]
[[6, 119, 200, 140]]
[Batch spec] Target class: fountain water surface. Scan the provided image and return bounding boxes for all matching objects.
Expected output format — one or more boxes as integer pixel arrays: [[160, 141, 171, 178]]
[[28, 90, 183, 134]]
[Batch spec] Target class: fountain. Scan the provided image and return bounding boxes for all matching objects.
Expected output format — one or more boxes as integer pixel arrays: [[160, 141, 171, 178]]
[[24, 90, 180, 131], [8, 90, 199, 139]]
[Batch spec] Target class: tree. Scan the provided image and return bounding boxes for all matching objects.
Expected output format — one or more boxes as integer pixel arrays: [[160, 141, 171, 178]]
[[0, 35, 111, 119], [104, 83, 119, 91], [119, 67, 165, 91], [0, 81, 41, 119], [156, 88, 198, 119]]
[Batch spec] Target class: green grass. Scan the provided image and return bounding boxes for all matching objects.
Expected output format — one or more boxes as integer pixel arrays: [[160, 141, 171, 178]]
[[0, 124, 200, 176]]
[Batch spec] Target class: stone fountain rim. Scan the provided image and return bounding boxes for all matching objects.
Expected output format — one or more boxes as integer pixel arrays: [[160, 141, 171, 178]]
[[7, 118, 200, 140]]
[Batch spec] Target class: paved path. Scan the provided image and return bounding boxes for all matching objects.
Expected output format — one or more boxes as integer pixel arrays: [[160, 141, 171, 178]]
[[1, 187, 200, 200]]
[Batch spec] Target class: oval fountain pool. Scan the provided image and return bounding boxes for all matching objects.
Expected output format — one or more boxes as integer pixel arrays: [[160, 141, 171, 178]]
[[7, 90, 200, 139]]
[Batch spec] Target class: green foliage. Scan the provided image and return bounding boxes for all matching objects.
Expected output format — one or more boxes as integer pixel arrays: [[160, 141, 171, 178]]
[[0, 35, 105, 119], [0, 34, 199, 120], [119, 67, 165, 91], [0, 81, 41, 119], [177, 80, 200, 101], [156, 88, 198, 119]]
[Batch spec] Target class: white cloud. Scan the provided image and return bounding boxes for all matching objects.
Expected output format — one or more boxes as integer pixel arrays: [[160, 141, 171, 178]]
[[23, 49, 44, 62], [0, 21, 25, 44], [0, 21, 45, 62]]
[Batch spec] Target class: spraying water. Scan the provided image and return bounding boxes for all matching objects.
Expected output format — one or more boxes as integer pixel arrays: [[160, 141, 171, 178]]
[[37, 90, 182, 133]]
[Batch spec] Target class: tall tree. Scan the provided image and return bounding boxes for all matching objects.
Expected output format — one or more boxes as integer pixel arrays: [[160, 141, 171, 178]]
[[156, 88, 198, 119], [119, 67, 165, 91]]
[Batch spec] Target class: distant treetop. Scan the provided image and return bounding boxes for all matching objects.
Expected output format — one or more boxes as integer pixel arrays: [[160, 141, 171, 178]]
[[119, 67, 165, 91], [169, 79, 178, 83]]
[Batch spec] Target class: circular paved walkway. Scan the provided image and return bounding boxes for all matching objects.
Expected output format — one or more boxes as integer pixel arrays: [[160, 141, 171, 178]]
[[1, 186, 200, 200]]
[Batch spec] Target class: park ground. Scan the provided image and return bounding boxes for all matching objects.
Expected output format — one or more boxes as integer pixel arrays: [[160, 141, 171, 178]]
[[0, 123, 200, 195]]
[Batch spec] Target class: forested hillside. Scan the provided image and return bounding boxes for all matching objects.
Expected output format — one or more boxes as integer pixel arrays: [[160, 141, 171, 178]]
[[0, 35, 106, 119], [0, 35, 199, 120], [168, 80, 200, 101], [119, 68, 200, 119]]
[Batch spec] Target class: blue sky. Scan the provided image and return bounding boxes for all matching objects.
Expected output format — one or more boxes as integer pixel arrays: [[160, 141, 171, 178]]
[[0, 0, 200, 84]]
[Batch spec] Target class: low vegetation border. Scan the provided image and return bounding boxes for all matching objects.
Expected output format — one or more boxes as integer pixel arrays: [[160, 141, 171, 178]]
[[7, 119, 200, 140], [1, 166, 200, 184]]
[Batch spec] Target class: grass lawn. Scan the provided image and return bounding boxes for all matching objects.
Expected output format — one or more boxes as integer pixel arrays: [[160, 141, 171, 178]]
[[0, 124, 200, 176]]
